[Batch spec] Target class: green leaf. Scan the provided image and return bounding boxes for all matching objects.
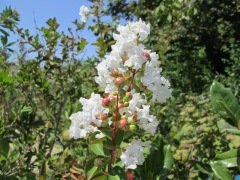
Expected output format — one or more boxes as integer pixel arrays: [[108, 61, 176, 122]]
[[108, 166, 125, 180], [210, 81, 240, 128], [21, 106, 32, 114], [214, 149, 240, 168], [0, 138, 9, 158], [217, 119, 240, 135], [87, 166, 98, 180], [210, 162, 232, 180], [89, 143, 105, 156], [107, 175, 121, 180], [163, 145, 174, 170], [173, 123, 193, 140], [115, 129, 124, 146], [0, 71, 13, 84]]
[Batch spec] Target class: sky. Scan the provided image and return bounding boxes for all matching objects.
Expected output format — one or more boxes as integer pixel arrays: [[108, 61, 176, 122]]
[[0, 0, 97, 58]]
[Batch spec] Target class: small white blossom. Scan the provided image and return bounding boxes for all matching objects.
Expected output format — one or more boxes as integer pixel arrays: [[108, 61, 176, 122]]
[[69, 93, 108, 139], [137, 105, 159, 135], [141, 53, 172, 103], [129, 19, 150, 41], [119, 92, 146, 116], [79, 5, 90, 23], [120, 140, 150, 169]]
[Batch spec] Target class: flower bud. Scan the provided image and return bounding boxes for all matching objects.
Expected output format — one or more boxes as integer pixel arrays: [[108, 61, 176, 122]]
[[62, 130, 71, 141], [128, 114, 137, 125], [119, 118, 128, 128], [110, 68, 120, 77], [100, 114, 108, 121], [129, 124, 137, 132], [123, 92, 132, 102], [109, 95, 117, 102], [126, 170, 134, 180], [101, 97, 110, 106], [126, 92, 132, 98], [114, 77, 125, 86], [143, 51, 150, 59], [124, 102, 129, 107], [118, 103, 125, 109]]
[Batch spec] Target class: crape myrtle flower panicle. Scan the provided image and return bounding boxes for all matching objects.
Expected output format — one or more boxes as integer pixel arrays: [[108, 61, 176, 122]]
[[95, 19, 171, 103], [69, 93, 108, 139], [95, 19, 151, 93], [120, 139, 150, 169]]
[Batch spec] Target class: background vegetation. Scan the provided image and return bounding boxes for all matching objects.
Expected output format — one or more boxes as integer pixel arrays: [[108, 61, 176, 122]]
[[0, 0, 239, 179]]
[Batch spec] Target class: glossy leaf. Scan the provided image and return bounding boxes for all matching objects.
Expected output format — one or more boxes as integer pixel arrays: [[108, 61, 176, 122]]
[[87, 166, 98, 180], [210, 81, 240, 128], [214, 149, 240, 168], [210, 162, 232, 180], [163, 145, 174, 170], [89, 143, 105, 156]]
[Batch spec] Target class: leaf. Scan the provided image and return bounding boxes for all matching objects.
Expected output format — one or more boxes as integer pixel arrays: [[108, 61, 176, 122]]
[[115, 129, 124, 146], [173, 123, 193, 140], [0, 71, 13, 84], [107, 175, 121, 180], [163, 145, 174, 170], [210, 81, 240, 128], [21, 106, 32, 114], [89, 143, 105, 156], [210, 161, 232, 180], [214, 149, 240, 168], [87, 166, 98, 180], [108, 166, 125, 180], [217, 119, 240, 135], [0, 138, 9, 158]]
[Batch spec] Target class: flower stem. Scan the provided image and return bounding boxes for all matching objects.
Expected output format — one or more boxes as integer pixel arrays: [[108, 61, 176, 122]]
[[108, 88, 120, 173]]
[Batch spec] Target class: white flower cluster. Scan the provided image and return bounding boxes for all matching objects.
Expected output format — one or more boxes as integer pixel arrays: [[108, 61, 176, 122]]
[[120, 139, 150, 169], [69, 93, 108, 139], [95, 19, 171, 102], [120, 93, 158, 135], [70, 19, 172, 170], [79, 5, 91, 23], [141, 52, 172, 103]]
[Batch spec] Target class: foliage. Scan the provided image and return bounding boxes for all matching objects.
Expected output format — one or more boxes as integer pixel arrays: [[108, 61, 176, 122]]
[[0, 7, 97, 179], [0, 0, 240, 179]]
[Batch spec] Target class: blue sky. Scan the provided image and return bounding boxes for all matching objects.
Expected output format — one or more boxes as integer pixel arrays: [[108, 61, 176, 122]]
[[0, 0, 97, 58]]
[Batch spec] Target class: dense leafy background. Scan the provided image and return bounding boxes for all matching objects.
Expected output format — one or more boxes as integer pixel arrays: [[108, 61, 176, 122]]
[[0, 0, 240, 179]]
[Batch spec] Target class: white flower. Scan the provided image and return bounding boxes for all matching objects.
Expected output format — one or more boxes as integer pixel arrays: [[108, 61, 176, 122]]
[[95, 19, 152, 93], [79, 5, 90, 23], [137, 105, 159, 135], [129, 19, 150, 41], [69, 93, 108, 139], [141, 53, 172, 103], [69, 111, 97, 139], [120, 140, 150, 169], [119, 92, 146, 116]]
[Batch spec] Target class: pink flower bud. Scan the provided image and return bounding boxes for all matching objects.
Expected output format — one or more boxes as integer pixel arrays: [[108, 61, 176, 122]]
[[118, 103, 125, 109], [101, 97, 110, 106], [109, 95, 117, 102], [143, 51, 150, 59], [114, 77, 125, 86], [100, 114, 108, 121], [119, 118, 128, 128]]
